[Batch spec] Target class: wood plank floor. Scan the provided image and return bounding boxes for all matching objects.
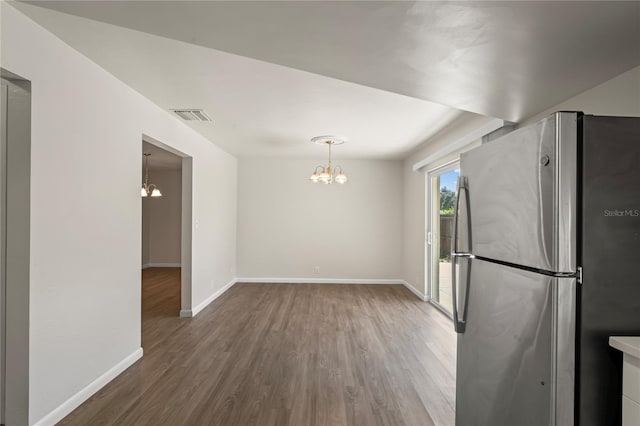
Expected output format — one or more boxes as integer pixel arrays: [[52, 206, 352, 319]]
[[59, 268, 457, 426]]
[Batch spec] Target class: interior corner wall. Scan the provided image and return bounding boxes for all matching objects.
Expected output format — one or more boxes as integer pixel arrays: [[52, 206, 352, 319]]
[[1, 4, 237, 424], [237, 158, 403, 280], [142, 169, 182, 266], [401, 65, 640, 301]]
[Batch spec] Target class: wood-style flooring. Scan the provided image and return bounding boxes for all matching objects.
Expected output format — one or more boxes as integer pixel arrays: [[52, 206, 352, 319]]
[[59, 268, 457, 426]]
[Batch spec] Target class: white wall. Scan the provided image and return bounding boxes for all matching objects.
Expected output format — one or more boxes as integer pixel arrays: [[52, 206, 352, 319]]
[[402, 65, 640, 299], [142, 169, 182, 266], [524, 66, 640, 125], [1, 4, 237, 424], [237, 158, 403, 280]]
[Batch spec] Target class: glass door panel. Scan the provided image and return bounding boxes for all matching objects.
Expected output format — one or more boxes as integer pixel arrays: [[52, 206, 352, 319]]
[[427, 162, 460, 315]]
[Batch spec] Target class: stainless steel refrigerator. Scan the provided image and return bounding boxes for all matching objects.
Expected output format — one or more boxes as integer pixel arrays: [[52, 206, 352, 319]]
[[452, 112, 640, 426]]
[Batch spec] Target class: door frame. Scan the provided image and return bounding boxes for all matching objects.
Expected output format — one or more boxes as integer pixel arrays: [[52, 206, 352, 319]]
[[1, 71, 31, 426], [141, 135, 193, 317], [0, 75, 7, 426], [426, 159, 459, 318]]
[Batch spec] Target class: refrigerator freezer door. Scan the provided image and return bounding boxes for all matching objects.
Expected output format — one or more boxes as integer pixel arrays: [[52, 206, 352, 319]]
[[460, 112, 577, 273], [456, 258, 576, 426], [578, 115, 640, 426]]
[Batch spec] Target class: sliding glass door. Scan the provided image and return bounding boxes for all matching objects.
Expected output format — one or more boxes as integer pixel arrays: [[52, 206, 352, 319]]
[[427, 161, 460, 316]]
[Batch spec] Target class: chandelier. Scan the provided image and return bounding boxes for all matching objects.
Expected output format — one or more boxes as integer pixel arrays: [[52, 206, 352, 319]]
[[141, 153, 162, 197], [308, 135, 348, 184]]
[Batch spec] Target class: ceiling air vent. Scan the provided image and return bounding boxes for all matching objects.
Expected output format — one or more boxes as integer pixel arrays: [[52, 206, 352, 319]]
[[172, 109, 212, 122]]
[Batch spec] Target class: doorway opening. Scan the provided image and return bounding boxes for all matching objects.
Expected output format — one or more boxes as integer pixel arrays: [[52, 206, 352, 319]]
[[140, 137, 192, 324], [1, 71, 31, 426], [1, 75, 6, 426], [426, 160, 460, 317]]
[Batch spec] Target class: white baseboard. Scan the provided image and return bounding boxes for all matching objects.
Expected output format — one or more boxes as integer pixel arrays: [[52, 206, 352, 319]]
[[236, 277, 428, 301], [235, 277, 405, 285], [180, 278, 237, 318], [400, 280, 429, 301], [142, 263, 181, 269], [180, 277, 426, 318], [34, 347, 143, 426]]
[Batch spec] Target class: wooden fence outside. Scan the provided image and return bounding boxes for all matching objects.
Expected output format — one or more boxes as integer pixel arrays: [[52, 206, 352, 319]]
[[440, 214, 454, 259]]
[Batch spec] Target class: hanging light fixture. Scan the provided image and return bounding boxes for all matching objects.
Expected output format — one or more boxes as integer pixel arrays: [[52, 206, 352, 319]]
[[309, 135, 348, 185], [141, 153, 162, 197]]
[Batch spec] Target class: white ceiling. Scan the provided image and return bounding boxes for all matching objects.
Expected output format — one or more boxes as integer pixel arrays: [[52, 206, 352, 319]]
[[13, 1, 640, 159]]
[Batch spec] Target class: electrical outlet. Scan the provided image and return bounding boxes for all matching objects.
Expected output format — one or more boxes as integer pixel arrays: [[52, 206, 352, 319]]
[[314, 266, 320, 275]]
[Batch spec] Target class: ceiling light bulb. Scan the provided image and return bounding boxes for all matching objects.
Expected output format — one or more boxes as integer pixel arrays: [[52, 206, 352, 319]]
[[309, 172, 320, 183], [141, 187, 148, 197], [151, 188, 162, 197], [335, 173, 348, 184]]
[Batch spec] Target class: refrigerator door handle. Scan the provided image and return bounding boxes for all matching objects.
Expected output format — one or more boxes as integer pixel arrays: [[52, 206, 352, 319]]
[[452, 176, 472, 333], [451, 253, 472, 333], [452, 176, 471, 255]]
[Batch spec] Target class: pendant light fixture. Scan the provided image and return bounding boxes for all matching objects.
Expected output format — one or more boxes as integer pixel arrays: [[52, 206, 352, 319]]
[[141, 153, 162, 197], [308, 135, 348, 185]]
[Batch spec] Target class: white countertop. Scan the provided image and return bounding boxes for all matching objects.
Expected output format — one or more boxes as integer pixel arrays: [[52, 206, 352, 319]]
[[610, 336, 640, 359]]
